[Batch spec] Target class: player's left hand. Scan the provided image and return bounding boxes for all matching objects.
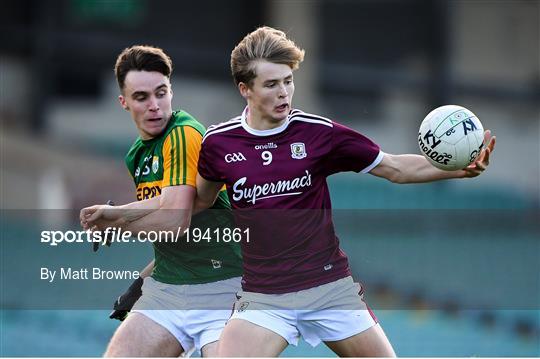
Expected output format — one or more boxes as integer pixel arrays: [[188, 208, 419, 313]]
[[462, 130, 496, 178]]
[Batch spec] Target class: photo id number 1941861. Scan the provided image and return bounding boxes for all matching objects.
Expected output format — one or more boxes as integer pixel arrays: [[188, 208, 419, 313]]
[[185, 227, 250, 243]]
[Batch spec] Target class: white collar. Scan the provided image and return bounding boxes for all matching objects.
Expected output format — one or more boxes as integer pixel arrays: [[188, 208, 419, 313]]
[[240, 107, 293, 136]]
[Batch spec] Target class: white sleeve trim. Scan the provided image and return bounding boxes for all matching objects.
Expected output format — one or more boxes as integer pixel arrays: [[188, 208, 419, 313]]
[[360, 150, 385, 173]]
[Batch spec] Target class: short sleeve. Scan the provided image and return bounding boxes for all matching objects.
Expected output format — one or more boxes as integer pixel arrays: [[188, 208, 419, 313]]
[[162, 126, 202, 188], [324, 122, 382, 176], [198, 135, 224, 182]]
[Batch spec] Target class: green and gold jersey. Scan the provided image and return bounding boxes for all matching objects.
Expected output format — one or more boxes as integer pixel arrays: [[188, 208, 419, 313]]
[[125, 110, 242, 285]]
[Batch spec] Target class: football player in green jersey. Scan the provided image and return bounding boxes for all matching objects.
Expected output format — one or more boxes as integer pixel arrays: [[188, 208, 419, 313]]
[[80, 45, 242, 357]]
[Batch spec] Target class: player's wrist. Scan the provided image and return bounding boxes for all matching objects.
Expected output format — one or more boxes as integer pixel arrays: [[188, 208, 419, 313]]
[[445, 169, 467, 180]]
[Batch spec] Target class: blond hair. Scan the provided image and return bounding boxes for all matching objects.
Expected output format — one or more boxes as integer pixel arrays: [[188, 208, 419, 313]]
[[230, 26, 305, 86]]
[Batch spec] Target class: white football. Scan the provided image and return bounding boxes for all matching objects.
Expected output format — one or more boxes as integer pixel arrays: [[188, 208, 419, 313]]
[[418, 105, 484, 171]]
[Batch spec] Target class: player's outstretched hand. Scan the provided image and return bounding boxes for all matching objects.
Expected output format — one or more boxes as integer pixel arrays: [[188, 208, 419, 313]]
[[109, 277, 144, 321], [462, 130, 496, 178]]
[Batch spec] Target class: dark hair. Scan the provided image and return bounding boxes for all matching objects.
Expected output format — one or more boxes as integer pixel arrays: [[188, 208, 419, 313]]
[[231, 26, 304, 86], [114, 45, 173, 90]]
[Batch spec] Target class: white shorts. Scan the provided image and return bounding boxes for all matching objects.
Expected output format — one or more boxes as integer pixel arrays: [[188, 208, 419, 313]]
[[132, 276, 241, 353], [229, 276, 378, 347]]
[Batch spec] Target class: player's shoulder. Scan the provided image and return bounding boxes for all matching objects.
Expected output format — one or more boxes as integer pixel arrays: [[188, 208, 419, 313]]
[[202, 115, 243, 143], [289, 109, 333, 127], [124, 137, 144, 167], [165, 110, 206, 139], [126, 137, 144, 155], [288, 109, 334, 129]]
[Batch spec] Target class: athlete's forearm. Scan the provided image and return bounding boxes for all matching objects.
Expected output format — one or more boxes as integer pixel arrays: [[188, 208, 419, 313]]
[[89, 197, 160, 230], [121, 207, 191, 235], [87, 187, 195, 236], [123, 187, 194, 234], [115, 196, 161, 223], [390, 154, 463, 183]]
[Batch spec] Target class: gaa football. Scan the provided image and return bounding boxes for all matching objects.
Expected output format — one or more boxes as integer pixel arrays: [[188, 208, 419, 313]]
[[418, 105, 484, 171]]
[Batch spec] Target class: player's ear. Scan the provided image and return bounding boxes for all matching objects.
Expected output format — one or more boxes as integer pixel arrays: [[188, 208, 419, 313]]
[[119, 95, 129, 111], [238, 82, 249, 99]]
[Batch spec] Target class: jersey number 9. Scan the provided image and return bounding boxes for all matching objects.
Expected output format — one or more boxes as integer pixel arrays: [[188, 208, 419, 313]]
[[262, 151, 272, 166]]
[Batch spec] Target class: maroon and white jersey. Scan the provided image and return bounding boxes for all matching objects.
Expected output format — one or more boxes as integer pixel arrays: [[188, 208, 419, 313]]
[[198, 108, 383, 293]]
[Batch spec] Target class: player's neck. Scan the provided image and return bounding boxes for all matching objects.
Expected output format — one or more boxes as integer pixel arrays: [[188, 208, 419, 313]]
[[246, 109, 286, 131]]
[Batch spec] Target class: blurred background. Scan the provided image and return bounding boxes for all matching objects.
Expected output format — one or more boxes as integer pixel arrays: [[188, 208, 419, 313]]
[[1, 0, 539, 356]]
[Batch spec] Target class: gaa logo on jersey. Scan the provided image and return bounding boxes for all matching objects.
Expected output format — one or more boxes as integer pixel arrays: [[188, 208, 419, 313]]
[[225, 152, 247, 163], [291, 142, 307, 159], [152, 156, 159, 173]]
